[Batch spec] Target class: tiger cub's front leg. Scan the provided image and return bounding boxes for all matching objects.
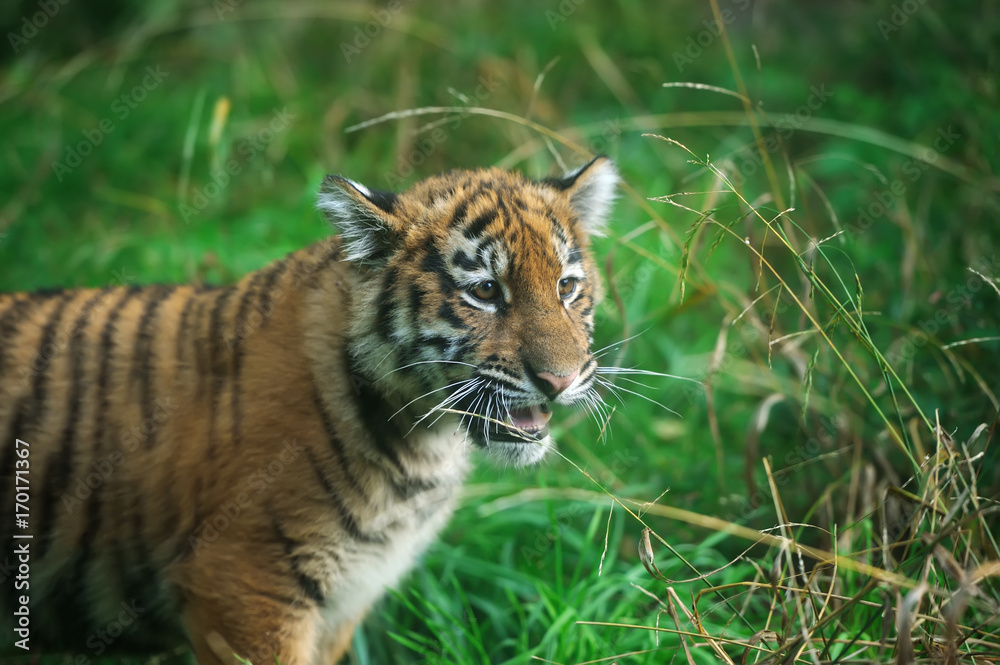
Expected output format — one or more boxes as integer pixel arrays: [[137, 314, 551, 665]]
[[175, 546, 324, 665], [181, 578, 363, 664], [183, 600, 319, 665]]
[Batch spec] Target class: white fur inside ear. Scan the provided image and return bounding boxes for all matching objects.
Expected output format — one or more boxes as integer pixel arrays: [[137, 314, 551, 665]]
[[345, 178, 372, 198], [563, 158, 619, 236], [316, 177, 385, 262]]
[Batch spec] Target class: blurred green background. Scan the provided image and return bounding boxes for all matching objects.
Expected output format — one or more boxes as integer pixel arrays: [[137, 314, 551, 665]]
[[2, 1, 998, 663]]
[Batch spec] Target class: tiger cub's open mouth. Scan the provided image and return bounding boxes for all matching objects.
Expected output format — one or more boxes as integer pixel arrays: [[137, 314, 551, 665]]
[[460, 399, 554, 444], [502, 403, 553, 441]]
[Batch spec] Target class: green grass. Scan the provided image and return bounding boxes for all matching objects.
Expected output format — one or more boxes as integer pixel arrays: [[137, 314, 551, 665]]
[[2, 0, 999, 663]]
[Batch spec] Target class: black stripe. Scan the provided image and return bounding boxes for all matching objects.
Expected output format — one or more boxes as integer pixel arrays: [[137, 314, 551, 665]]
[[121, 478, 150, 594], [437, 300, 463, 329], [463, 208, 498, 239], [1, 293, 78, 559], [298, 241, 342, 284], [484, 372, 523, 393], [578, 301, 591, 329], [408, 283, 426, 314], [66, 287, 140, 619], [419, 335, 450, 354], [450, 196, 471, 228], [271, 518, 326, 605], [23, 292, 76, 433], [231, 271, 269, 448], [292, 564, 326, 605], [208, 286, 235, 376], [0, 296, 42, 554], [487, 246, 508, 277], [1, 403, 27, 458], [257, 258, 289, 324], [313, 392, 370, 503], [192, 295, 210, 389], [352, 383, 406, 474], [374, 268, 399, 341], [0, 298, 33, 375], [305, 448, 385, 544], [347, 360, 439, 499], [17, 290, 66, 331], [159, 464, 182, 542], [207, 286, 235, 458], [0, 299, 29, 376], [420, 247, 456, 291], [267, 255, 293, 283], [547, 212, 570, 245], [132, 286, 175, 448], [495, 194, 510, 222], [524, 220, 549, 246], [37, 290, 106, 560], [474, 236, 500, 264], [233, 272, 268, 352], [397, 342, 421, 376], [0, 403, 28, 569], [451, 338, 476, 361], [451, 250, 479, 272], [184, 474, 206, 560], [88, 286, 141, 503], [175, 290, 198, 364]]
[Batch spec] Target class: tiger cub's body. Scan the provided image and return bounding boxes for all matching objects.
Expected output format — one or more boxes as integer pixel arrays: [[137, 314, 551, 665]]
[[0, 158, 618, 664]]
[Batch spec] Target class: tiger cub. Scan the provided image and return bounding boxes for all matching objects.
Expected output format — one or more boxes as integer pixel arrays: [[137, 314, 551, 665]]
[[0, 157, 618, 664]]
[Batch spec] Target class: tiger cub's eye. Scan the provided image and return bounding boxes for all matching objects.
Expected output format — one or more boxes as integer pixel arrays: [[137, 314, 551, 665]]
[[558, 277, 578, 298], [471, 280, 500, 301]]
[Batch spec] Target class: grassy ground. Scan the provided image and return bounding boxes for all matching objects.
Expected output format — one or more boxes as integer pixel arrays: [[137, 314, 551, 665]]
[[1, 1, 999, 663]]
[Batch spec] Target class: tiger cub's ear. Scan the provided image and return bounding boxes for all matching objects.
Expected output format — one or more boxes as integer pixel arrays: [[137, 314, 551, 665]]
[[543, 156, 619, 237], [317, 175, 402, 263]]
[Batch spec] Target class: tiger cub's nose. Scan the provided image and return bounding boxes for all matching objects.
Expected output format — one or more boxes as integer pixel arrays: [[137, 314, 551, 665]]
[[533, 369, 580, 399]]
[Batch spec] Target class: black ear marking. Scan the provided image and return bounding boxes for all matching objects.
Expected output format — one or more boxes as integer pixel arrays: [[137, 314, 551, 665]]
[[316, 175, 401, 263], [540, 156, 620, 236], [365, 189, 399, 215], [541, 155, 605, 191]]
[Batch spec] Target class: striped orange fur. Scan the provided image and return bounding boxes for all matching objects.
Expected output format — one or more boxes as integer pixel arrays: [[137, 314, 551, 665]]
[[0, 157, 619, 664]]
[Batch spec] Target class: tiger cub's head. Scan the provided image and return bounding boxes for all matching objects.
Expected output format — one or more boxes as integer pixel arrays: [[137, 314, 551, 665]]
[[318, 157, 618, 466]]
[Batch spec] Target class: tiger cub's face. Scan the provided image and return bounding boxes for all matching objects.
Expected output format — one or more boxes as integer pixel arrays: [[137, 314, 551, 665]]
[[318, 158, 618, 466]]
